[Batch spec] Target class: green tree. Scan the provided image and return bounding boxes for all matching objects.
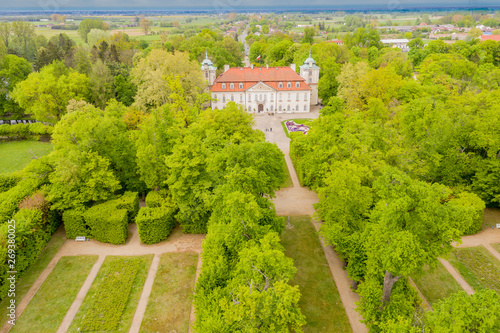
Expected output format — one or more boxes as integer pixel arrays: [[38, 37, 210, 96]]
[[89, 59, 114, 109], [78, 19, 107, 43], [0, 54, 31, 116], [302, 27, 315, 44], [114, 74, 137, 106], [12, 61, 89, 122]]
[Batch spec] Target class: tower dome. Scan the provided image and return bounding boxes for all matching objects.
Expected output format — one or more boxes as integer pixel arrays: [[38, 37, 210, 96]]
[[303, 50, 316, 66], [201, 50, 216, 70]]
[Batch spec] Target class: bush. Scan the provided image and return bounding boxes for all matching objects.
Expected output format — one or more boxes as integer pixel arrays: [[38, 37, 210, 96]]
[[63, 208, 89, 239], [136, 205, 176, 245], [84, 203, 128, 245], [0, 208, 51, 300], [0, 123, 52, 141], [145, 190, 163, 208], [0, 177, 41, 224], [112, 191, 139, 223], [0, 173, 22, 193]]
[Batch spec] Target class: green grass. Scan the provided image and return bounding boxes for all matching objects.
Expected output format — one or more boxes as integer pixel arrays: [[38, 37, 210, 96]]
[[411, 261, 463, 305], [69, 255, 153, 332], [482, 208, 500, 230], [140, 253, 198, 333], [0, 231, 66, 327], [493, 243, 500, 254], [447, 246, 500, 294], [280, 216, 352, 333], [0, 141, 53, 173], [281, 119, 313, 138], [11, 256, 98, 333]]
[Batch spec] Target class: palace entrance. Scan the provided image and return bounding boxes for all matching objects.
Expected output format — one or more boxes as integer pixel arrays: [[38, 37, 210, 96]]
[[258, 104, 264, 112]]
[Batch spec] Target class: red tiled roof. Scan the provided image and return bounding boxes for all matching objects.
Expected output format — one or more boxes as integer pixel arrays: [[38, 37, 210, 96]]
[[480, 35, 500, 42], [211, 66, 311, 92]]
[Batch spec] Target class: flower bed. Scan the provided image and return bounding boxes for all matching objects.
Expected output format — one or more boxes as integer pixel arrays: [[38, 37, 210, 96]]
[[285, 121, 309, 135]]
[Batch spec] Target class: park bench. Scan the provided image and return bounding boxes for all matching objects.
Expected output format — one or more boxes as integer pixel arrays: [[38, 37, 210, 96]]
[[75, 236, 88, 242]]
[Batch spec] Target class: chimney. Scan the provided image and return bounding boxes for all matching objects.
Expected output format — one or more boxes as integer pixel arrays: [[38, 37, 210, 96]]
[[224, 64, 230, 72], [251, 64, 254, 69], [290, 63, 296, 72]]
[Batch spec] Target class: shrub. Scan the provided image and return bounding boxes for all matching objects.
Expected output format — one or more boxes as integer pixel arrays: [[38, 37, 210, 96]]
[[0, 208, 51, 299], [0, 177, 41, 224], [145, 190, 163, 208], [19, 190, 61, 233], [0, 173, 22, 193], [0, 123, 52, 141], [112, 191, 139, 223], [136, 204, 176, 245], [84, 203, 128, 245], [63, 208, 89, 239]]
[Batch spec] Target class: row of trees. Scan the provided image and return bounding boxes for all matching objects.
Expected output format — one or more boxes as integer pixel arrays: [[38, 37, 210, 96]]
[[290, 33, 500, 331]]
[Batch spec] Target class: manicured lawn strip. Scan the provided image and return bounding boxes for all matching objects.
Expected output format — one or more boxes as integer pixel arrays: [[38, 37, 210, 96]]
[[11, 256, 97, 333], [69, 255, 153, 332], [140, 253, 198, 333], [280, 216, 352, 333], [493, 243, 500, 254], [412, 261, 463, 304], [0, 231, 66, 327], [481, 208, 500, 230], [0, 141, 53, 173], [448, 246, 500, 294]]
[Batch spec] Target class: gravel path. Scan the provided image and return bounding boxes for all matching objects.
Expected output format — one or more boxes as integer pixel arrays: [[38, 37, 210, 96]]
[[438, 258, 475, 295]]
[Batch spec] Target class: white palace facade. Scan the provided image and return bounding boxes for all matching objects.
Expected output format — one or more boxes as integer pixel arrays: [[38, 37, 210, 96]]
[[201, 52, 320, 113]]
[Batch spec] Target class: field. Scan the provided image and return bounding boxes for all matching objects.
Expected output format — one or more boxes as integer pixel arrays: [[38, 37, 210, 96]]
[[280, 215, 352, 333], [69, 255, 153, 332], [0, 231, 66, 327], [412, 261, 463, 305], [447, 246, 500, 294], [11, 256, 98, 332], [140, 253, 198, 332], [0, 141, 53, 173]]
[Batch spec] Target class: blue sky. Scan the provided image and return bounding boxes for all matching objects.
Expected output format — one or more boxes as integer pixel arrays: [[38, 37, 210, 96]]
[[0, 0, 497, 10]]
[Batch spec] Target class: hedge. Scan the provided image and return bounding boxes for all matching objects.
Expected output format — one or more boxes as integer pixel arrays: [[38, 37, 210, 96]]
[[0, 123, 53, 141], [112, 191, 139, 223], [0, 173, 22, 193], [84, 203, 128, 245], [136, 205, 177, 245], [145, 191, 163, 208], [0, 209, 51, 300], [0, 177, 41, 225], [63, 208, 89, 240]]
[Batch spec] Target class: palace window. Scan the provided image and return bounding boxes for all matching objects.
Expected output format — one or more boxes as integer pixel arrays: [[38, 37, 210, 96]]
[[279, 93, 282, 102], [296, 104, 299, 111], [205, 72, 208, 78], [249, 94, 251, 102], [278, 82, 283, 88], [222, 83, 226, 89], [287, 82, 292, 88], [240, 94, 243, 102], [309, 78, 312, 83], [295, 82, 300, 88], [248, 106, 251, 112], [279, 105, 282, 111], [271, 105, 274, 111], [287, 93, 291, 101], [296, 93, 299, 101], [287, 105, 290, 111], [304, 93, 308, 101], [239, 83, 243, 89], [222, 95, 226, 102], [270, 94, 274, 101], [231, 94, 234, 101], [230, 83, 234, 89], [304, 105, 307, 111]]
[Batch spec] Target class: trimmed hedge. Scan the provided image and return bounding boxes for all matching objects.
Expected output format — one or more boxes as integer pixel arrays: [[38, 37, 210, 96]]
[[0, 173, 22, 193], [113, 191, 139, 223], [136, 205, 176, 245], [84, 203, 128, 245], [0, 177, 41, 224], [63, 208, 89, 240], [0, 123, 53, 141], [145, 191, 163, 208], [0, 208, 51, 300]]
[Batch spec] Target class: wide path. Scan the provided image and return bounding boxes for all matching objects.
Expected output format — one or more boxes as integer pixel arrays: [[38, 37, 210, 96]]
[[1, 225, 204, 333], [254, 111, 368, 333]]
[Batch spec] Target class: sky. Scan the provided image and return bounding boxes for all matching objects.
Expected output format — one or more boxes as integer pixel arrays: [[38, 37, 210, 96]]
[[0, 0, 498, 10]]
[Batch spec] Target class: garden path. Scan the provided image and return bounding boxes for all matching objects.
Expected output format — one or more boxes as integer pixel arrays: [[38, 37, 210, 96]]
[[254, 110, 369, 333]]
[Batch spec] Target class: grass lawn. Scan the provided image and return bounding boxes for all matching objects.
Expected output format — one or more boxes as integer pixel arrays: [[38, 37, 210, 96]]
[[140, 253, 198, 333], [447, 246, 500, 294], [482, 208, 500, 230], [493, 243, 500, 254], [280, 216, 352, 333], [0, 141, 53, 173], [11, 256, 98, 333], [69, 255, 153, 332], [411, 261, 463, 305], [0, 231, 66, 327]]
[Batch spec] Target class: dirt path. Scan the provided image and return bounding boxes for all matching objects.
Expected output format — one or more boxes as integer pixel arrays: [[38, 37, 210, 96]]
[[438, 258, 475, 295], [455, 228, 500, 261], [255, 112, 368, 333], [56, 255, 106, 333], [408, 277, 433, 311], [129, 254, 160, 333], [0, 224, 204, 333], [187, 255, 203, 333]]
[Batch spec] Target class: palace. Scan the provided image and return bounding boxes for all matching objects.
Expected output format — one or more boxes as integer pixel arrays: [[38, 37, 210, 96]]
[[201, 52, 320, 113]]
